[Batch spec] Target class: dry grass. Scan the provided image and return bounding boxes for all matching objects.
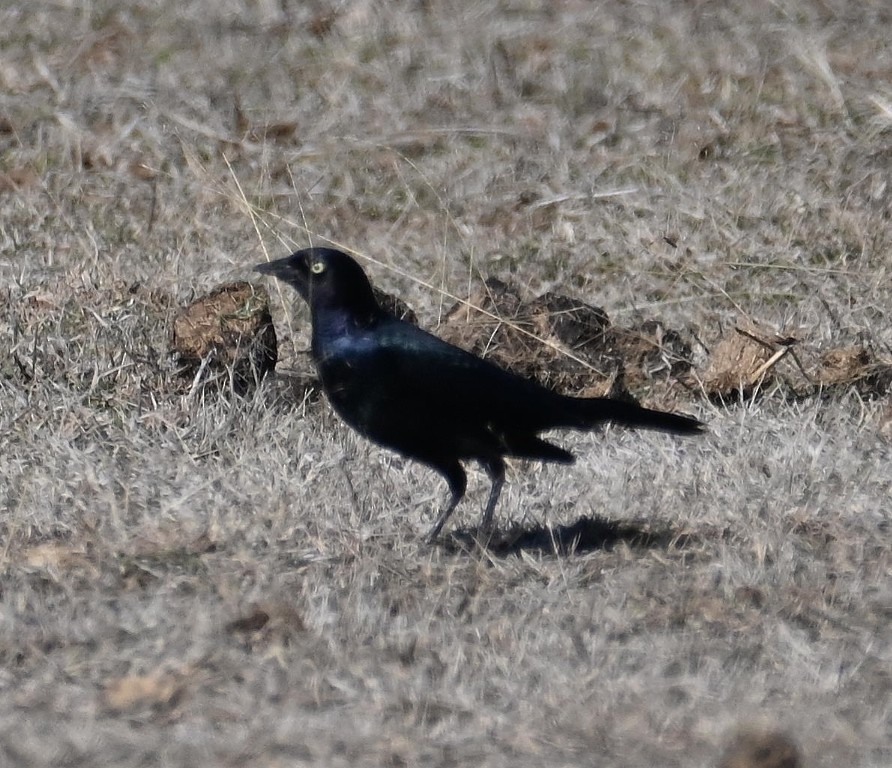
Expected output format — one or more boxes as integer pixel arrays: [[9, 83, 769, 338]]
[[2, 1, 891, 766]]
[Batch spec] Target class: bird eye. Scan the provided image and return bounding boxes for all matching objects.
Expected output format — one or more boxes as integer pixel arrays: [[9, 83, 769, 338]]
[[310, 260, 326, 275]]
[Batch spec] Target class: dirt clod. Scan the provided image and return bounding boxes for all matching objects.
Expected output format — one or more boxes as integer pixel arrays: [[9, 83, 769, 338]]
[[718, 727, 802, 768], [438, 277, 696, 407], [171, 281, 277, 393]]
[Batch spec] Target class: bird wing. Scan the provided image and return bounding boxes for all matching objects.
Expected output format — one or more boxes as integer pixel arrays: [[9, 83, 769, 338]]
[[367, 318, 562, 427]]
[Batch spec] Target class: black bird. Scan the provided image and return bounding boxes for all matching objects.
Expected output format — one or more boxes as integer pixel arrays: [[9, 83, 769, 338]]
[[255, 247, 703, 542]]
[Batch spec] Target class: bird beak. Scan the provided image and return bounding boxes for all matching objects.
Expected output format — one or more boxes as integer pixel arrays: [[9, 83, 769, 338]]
[[254, 254, 309, 300]]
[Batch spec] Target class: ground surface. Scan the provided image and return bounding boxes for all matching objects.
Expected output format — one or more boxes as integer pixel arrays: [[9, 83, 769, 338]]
[[1, 1, 891, 766]]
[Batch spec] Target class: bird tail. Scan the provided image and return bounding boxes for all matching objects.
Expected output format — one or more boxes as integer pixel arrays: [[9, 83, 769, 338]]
[[563, 396, 704, 435]]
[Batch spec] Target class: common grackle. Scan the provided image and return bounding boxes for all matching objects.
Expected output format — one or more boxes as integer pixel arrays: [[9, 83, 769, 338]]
[[256, 247, 703, 542]]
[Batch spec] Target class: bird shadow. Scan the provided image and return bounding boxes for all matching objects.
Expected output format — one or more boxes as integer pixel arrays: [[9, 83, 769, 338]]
[[440, 515, 698, 557]]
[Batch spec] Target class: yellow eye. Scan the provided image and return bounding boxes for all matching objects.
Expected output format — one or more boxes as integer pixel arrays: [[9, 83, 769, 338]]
[[310, 260, 326, 275]]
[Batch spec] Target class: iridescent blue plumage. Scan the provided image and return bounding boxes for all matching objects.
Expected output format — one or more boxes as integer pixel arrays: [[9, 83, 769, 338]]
[[256, 247, 703, 541]]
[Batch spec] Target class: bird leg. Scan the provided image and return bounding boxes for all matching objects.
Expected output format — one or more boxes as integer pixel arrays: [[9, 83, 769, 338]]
[[479, 456, 506, 533], [425, 460, 467, 543]]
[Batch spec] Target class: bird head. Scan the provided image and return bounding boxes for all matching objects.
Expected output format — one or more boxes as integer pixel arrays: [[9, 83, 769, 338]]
[[255, 247, 381, 320]]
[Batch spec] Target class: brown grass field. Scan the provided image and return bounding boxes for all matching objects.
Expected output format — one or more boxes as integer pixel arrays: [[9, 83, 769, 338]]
[[2, 1, 891, 766]]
